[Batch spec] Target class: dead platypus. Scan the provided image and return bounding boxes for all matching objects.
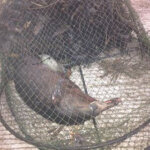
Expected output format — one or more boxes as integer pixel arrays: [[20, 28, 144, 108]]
[[11, 55, 120, 125]]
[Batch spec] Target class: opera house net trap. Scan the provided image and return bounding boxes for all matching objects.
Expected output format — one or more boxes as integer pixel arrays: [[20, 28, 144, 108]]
[[0, 0, 150, 150]]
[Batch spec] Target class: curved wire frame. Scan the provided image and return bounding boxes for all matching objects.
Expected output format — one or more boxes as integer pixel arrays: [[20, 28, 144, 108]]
[[0, 0, 150, 149]]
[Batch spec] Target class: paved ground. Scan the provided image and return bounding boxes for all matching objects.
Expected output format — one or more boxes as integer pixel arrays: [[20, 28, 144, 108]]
[[131, 0, 150, 33]]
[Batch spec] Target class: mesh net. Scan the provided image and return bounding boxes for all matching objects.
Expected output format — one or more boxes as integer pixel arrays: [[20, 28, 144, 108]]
[[0, 0, 150, 150]]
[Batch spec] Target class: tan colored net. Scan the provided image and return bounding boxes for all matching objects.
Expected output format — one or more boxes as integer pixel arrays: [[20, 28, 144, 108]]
[[0, 0, 150, 150]]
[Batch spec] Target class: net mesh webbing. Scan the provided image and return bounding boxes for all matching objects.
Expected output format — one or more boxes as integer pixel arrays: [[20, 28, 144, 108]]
[[0, 0, 150, 150]]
